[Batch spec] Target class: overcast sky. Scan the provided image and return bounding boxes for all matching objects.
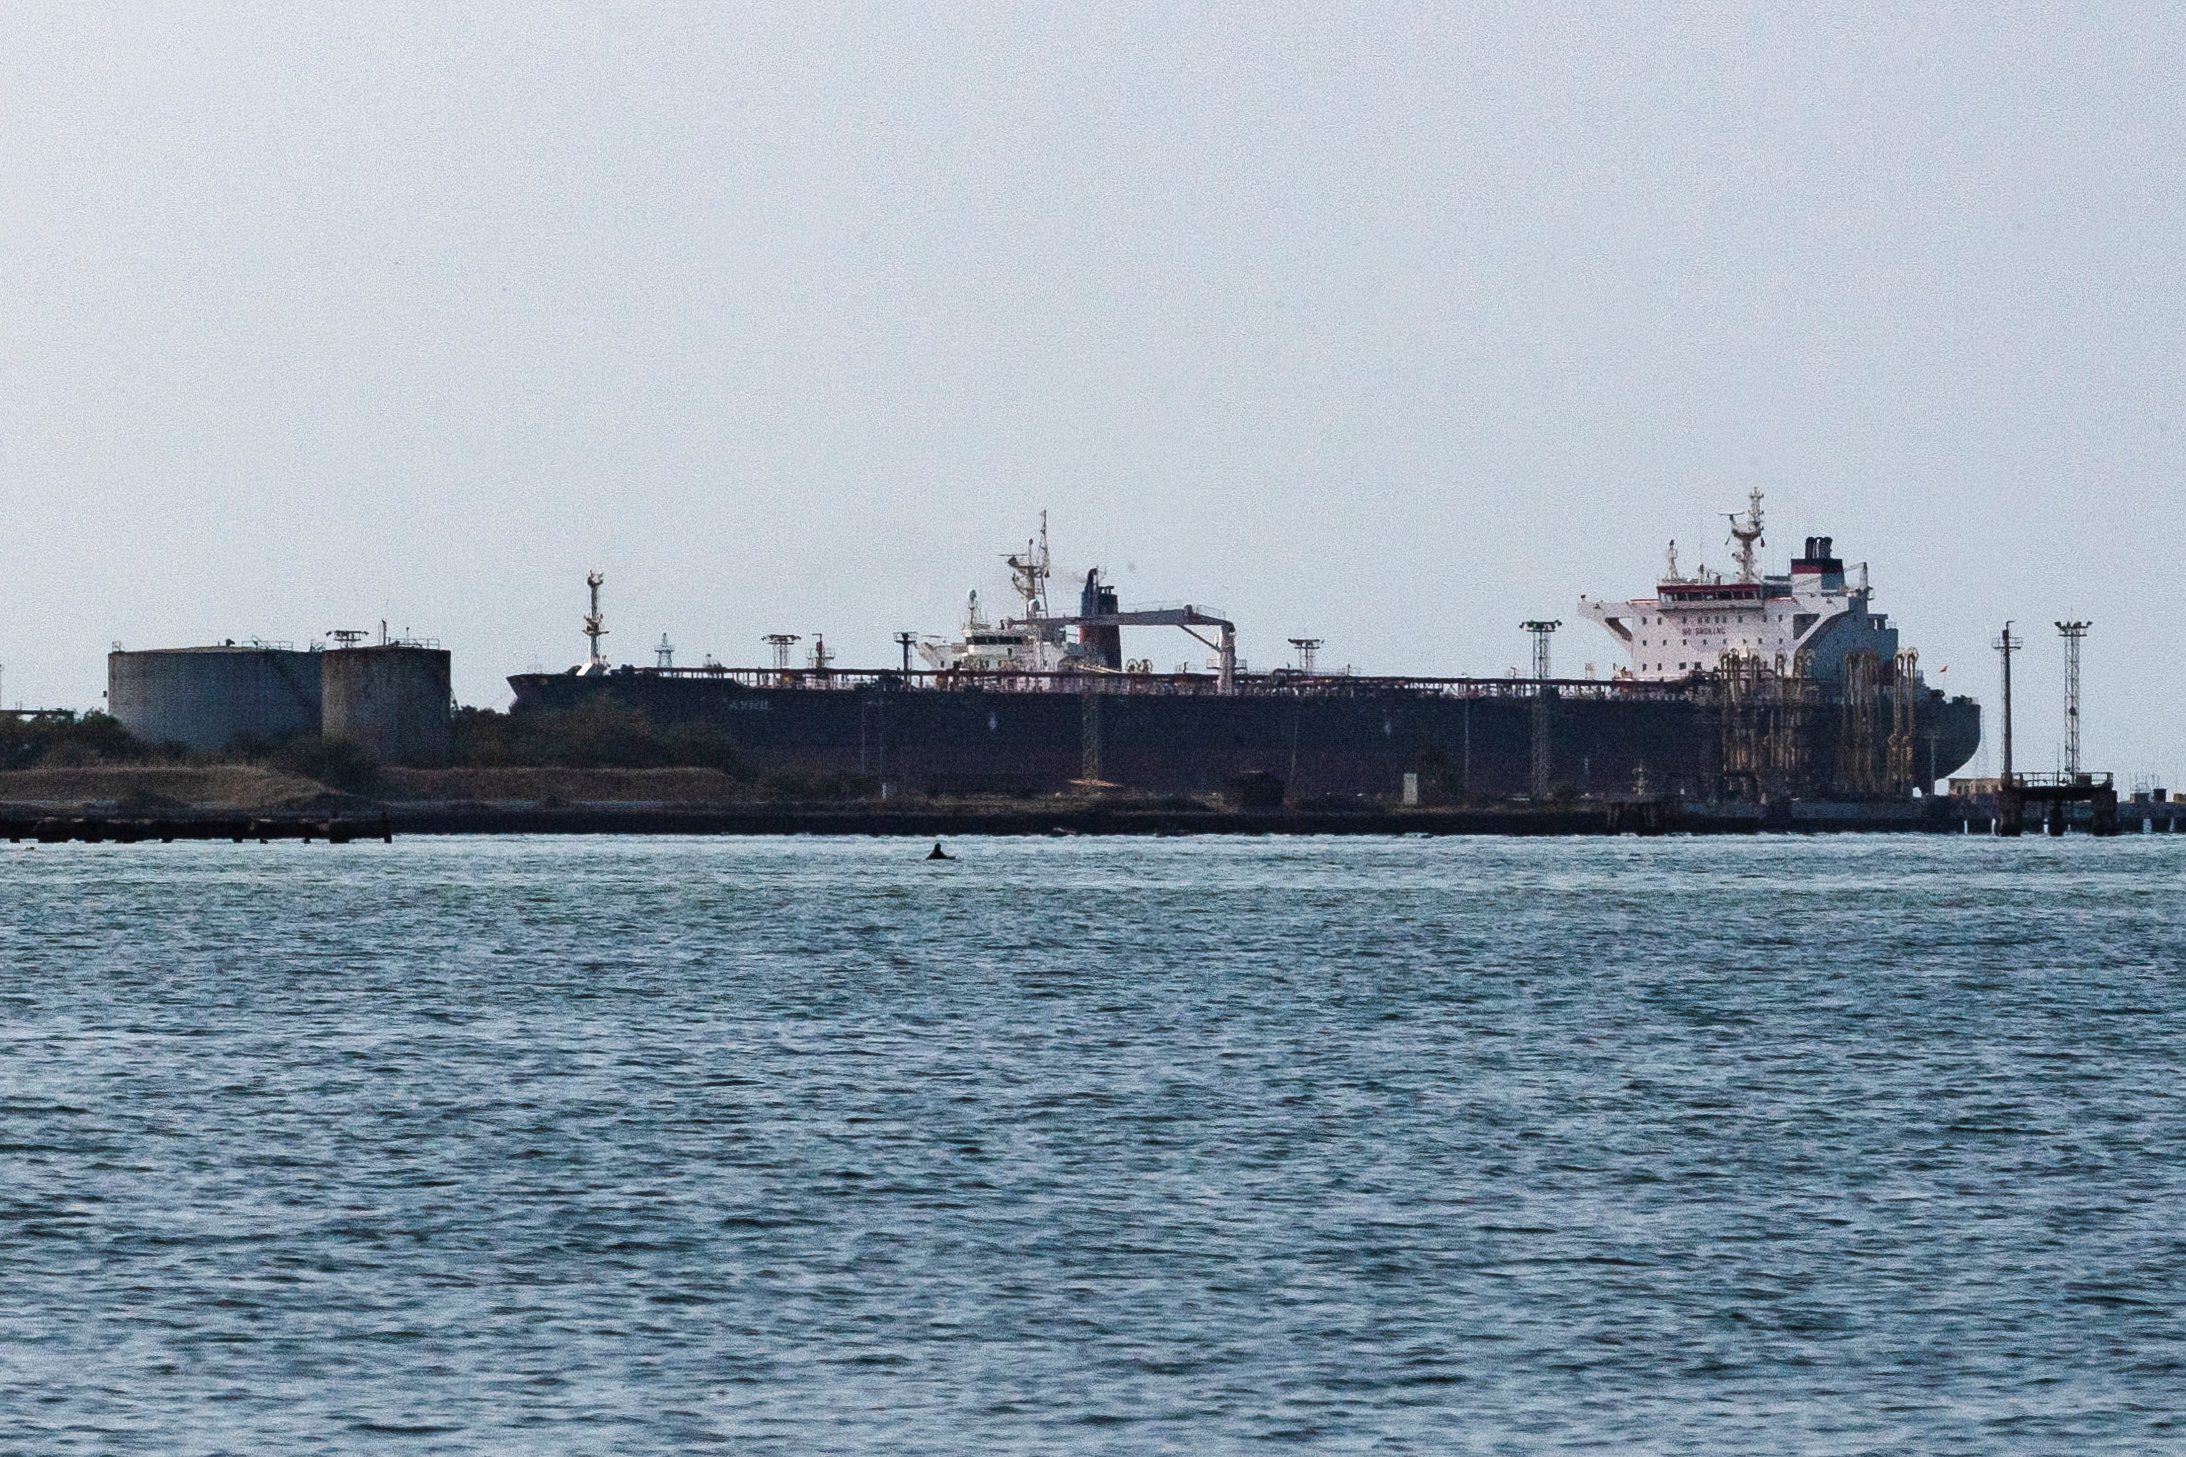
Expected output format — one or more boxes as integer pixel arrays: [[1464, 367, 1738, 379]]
[[4, 4, 2180, 778]]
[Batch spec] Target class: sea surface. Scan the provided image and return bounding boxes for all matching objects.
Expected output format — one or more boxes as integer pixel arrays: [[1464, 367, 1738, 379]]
[[3, 835, 2183, 1454]]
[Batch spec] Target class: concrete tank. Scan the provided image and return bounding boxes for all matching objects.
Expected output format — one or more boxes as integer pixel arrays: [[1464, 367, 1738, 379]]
[[321, 646, 451, 766], [108, 646, 324, 752]]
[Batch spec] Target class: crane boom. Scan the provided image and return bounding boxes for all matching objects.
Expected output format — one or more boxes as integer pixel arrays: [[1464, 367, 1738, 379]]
[[1004, 606, 1238, 692]]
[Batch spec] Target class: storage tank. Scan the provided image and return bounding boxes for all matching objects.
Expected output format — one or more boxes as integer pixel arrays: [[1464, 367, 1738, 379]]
[[107, 645, 324, 752], [321, 645, 451, 766]]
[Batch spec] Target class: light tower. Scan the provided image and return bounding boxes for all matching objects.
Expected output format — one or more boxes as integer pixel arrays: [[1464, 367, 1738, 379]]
[[1726, 488, 1766, 583], [764, 633, 801, 671], [1994, 622, 2023, 785], [2055, 620, 2090, 777], [582, 571, 608, 668], [1288, 637, 1324, 675], [895, 631, 917, 674], [1522, 620, 1560, 683], [656, 634, 675, 670], [1522, 620, 1561, 797]]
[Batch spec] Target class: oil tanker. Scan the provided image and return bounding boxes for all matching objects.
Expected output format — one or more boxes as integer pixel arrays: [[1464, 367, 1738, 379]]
[[508, 496, 1981, 802]]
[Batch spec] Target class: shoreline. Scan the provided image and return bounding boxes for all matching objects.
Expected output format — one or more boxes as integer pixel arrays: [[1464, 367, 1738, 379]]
[[10, 798, 2169, 840]]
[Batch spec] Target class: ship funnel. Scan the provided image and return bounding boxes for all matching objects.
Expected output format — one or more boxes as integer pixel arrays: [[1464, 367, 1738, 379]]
[[1079, 568, 1123, 669]]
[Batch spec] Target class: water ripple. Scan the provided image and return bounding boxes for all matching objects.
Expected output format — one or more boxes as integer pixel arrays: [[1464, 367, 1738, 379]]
[[2, 835, 2182, 1453]]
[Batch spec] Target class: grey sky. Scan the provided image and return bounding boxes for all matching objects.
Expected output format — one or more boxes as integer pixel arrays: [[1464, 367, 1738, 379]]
[[4, 4, 2180, 778]]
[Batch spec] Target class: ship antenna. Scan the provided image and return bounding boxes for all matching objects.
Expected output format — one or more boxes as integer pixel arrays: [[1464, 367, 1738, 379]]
[[583, 571, 608, 667]]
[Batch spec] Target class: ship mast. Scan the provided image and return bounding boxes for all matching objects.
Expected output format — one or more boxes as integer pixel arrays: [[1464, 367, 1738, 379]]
[[1727, 489, 1766, 584], [1007, 510, 1052, 620], [582, 571, 608, 668]]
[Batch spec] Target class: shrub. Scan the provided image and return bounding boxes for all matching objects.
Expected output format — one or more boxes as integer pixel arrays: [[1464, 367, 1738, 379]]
[[759, 767, 878, 802], [450, 705, 749, 776], [0, 712, 164, 770]]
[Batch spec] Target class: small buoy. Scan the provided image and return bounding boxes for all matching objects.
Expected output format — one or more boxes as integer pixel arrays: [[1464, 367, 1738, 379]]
[[926, 842, 953, 861]]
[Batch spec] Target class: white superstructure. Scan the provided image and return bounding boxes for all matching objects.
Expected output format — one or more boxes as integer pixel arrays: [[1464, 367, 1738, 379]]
[[913, 515, 1239, 686], [1578, 493, 1904, 684], [915, 513, 1091, 674]]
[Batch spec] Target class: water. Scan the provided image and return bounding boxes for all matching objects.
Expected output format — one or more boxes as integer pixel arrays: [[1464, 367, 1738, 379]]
[[3, 835, 2182, 1454]]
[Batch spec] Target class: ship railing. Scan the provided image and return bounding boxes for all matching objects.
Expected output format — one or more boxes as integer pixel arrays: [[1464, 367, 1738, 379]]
[[631, 664, 1708, 700]]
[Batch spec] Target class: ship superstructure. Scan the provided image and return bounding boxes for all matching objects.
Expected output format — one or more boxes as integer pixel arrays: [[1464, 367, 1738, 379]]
[[914, 514, 1090, 674], [1578, 492, 1900, 685], [912, 512, 1237, 687]]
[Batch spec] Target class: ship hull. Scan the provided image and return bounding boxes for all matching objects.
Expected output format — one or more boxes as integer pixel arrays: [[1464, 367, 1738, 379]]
[[506, 672, 1982, 802]]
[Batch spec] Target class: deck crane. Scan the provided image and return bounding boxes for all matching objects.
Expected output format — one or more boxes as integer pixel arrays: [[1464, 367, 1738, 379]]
[[1004, 605, 1239, 693]]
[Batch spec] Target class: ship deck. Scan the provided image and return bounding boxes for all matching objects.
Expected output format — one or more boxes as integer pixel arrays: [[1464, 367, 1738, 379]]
[[548, 665, 1790, 702]]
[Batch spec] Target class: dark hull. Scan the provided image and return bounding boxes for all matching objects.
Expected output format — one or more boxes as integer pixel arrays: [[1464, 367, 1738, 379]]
[[507, 672, 1982, 802]]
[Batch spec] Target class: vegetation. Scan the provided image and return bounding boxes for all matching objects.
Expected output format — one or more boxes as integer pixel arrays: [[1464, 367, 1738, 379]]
[[2, 704, 875, 804], [754, 766, 879, 802], [454, 706, 886, 799], [0, 712, 163, 770], [451, 704, 749, 776]]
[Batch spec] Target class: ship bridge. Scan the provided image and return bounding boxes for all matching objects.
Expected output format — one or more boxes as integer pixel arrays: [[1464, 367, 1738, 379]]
[[1579, 495, 1902, 687]]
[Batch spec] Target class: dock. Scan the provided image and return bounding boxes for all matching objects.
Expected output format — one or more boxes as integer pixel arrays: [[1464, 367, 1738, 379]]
[[1, 814, 393, 845]]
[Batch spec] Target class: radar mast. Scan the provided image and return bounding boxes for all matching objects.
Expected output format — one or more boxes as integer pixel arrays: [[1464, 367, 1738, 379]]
[[1727, 489, 1766, 584], [1007, 510, 1052, 620], [582, 571, 608, 668]]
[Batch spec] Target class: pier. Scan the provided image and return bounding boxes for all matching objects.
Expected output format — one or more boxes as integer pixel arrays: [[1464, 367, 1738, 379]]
[[1, 814, 393, 845], [1997, 773, 2120, 837]]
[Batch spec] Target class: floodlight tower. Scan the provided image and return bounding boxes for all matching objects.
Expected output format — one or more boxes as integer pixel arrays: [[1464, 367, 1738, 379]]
[[1522, 620, 1561, 684], [656, 634, 675, 670], [582, 571, 608, 668], [895, 631, 917, 673], [2055, 621, 2090, 777], [764, 633, 801, 671], [1288, 637, 1324, 675]]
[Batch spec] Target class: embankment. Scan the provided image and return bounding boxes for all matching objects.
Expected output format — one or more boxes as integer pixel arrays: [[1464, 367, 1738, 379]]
[[8, 766, 2131, 835]]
